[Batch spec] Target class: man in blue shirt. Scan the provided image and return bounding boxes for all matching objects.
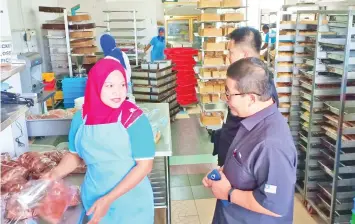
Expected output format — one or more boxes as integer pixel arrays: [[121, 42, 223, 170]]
[[261, 25, 276, 61]]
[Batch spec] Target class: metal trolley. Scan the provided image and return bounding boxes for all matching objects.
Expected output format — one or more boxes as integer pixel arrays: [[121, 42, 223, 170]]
[[290, 10, 355, 224]]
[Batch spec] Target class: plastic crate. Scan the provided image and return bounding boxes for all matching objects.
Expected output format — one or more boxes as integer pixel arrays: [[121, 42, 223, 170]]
[[62, 77, 87, 88], [42, 73, 55, 82], [164, 48, 198, 56], [64, 103, 75, 108], [44, 79, 56, 91], [63, 91, 85, 99]]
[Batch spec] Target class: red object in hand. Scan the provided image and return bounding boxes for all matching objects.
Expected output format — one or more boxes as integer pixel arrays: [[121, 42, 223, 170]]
[[44, 79, 56, 91], [37, 181, 76, 224]]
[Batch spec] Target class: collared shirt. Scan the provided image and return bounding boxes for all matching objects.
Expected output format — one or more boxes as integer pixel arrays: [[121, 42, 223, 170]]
[[265, 30, 276, 44], [213, 103, 297, 224]]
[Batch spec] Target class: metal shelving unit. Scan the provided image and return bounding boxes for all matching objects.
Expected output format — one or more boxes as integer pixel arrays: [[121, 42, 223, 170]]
[[103, 10, 145, 66], [196, 0, 248, 130], [40, 9, 73, 77], [290, 10, 355, 224]]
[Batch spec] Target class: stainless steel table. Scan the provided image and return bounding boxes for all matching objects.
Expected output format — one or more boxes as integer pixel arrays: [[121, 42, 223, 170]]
[[1, 104, 29, 131]]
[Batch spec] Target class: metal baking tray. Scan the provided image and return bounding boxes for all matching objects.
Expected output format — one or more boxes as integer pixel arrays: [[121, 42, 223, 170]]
[[278, 107, 290, 113], [131, 71, 177, 86], [319, 38, 355, 50], [276, 65, 293, 73], [279, 35, 295, 42], [326, 64, 355, 78], [27, 118, 71, 136], [318, 182, 355, 202], [277, 55, 293, 62], [317, 192, 353, 213], [132, 65, 174, 79], [275, 76, 292, 83], [279, 24, 296, 30], [134, 87, 176, 101], [328, 52, 355, 65], [276, 86, 292, 93], [300, 90, 312, 101], [278, 45, 294, 52], [321, 137, 355, 162], [133, 79, 176, 94], [324, 101, 355, 121]]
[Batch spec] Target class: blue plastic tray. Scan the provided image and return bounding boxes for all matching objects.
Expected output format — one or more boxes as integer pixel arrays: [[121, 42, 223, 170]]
[[62, 77, 87, 88], [64, 103, 75, 109]]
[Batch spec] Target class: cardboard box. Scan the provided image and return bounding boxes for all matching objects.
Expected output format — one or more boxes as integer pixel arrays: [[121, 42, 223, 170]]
[[204, 57, 224, 66], [222, 0, 243, 8], [201, 94, 211, 104], [199, 13, 220, 22], [223, 27, 236, 36], [198, 0, 221, 9], [200, 113, 222, 126], [203, 42, 226, 51], [222, 13, 244, 22], [211, 94, 219, 103], [200, 68, 212, 78], [199, 28, 223, 37]]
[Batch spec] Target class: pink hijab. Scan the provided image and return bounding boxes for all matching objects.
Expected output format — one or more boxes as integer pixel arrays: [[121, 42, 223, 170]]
[[82, 58, 142, 128]]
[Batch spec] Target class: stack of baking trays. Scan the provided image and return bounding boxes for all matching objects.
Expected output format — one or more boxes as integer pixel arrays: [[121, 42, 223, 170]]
[[40, 6, 70, 76], [164, 48, 198, 106], [131, 61, 179, 120], [290, 10, 355, 223], [68, 14, 97, 75]]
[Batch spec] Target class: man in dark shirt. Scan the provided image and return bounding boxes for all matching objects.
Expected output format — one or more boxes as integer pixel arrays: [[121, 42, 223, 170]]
[[204, 58, 297, 224], [212, 27, 279, 166]]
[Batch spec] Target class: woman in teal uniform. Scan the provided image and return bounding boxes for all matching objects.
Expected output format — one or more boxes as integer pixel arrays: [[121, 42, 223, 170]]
[[44, 58, 155, 224], [144, 27, 166, 62]]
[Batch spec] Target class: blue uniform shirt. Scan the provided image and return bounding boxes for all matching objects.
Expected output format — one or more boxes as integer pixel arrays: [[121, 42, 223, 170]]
[[265, 30, 276, 44], [213, 104, 297, 224], [150, 36, 165, 62]]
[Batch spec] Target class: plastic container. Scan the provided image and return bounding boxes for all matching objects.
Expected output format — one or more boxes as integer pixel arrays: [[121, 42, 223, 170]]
[[63, 91, 85, 99], [62, 78, 87, 88], [44, 79, 56, 91], [42, 73, 55, 82], [64, 103, 75, 109]]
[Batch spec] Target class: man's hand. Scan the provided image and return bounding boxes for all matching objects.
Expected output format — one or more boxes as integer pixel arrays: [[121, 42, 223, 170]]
[[211, 171, 231, 200], [202, 166, 224, 188]]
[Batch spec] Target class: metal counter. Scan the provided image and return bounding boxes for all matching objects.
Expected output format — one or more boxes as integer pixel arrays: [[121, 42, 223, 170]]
[[30, 103, 173, 224], [0, 63, 26, 82], [1, 104, 29, 131]]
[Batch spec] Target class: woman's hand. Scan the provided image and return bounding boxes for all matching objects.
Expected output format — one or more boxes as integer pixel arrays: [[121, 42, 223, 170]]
[[41, 168, 61, 180], [87, 196, 112, 224]]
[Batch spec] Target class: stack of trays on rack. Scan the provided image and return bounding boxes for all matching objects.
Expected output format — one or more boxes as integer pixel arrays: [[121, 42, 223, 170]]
[[289, 11, 355, 223], [42, 16, 69, 76], [68, 14, 97, 74], [131, 61, 179, 119], [164, 48, 198, 106], [62, 77, 87, 108]]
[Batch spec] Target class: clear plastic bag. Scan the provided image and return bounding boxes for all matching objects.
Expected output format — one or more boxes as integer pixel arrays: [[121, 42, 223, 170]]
[[13, 179, 76, 224], [141, 108, 168, 143]]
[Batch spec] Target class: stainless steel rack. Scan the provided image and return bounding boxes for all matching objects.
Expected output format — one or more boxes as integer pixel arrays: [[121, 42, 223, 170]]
[[290, 10, 355, 224], [196, 0, 248, 130], [40, 9, 73, 77], [103, 10, 145, 66]]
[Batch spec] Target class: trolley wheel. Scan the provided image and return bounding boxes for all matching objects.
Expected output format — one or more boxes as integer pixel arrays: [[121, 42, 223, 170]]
[[306, 204, 314, 214]]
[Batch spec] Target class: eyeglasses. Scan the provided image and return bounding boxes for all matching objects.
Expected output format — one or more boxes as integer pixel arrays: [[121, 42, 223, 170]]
[[225, 90, 261, 100]]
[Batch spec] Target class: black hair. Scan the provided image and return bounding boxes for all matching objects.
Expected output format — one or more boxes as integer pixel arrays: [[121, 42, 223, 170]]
[[228, 27, 262, 53], [227, 57, 272, 102], [262, 24, 270, 30]]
